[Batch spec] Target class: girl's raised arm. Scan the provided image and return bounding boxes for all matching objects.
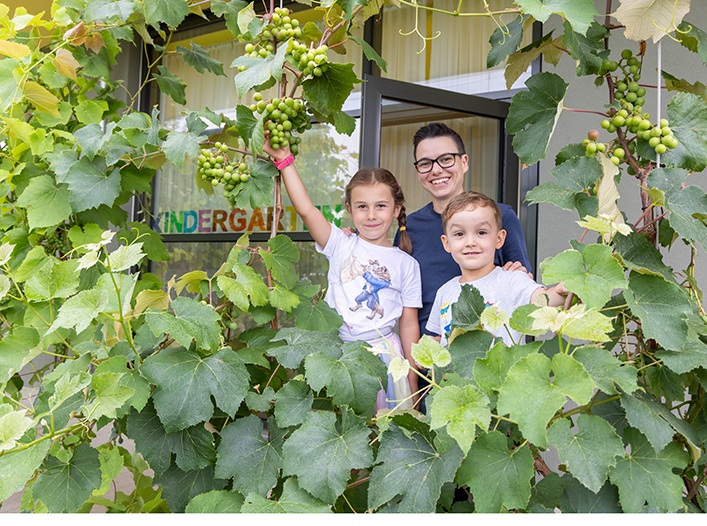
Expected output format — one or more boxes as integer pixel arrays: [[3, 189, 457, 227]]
[[264, 142, 332, 248]]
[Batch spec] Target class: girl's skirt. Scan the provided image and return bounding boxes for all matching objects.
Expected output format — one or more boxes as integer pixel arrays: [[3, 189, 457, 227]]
[[368, 333, 413, 412]]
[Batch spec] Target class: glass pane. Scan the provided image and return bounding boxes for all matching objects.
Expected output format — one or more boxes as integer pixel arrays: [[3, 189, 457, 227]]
[[377, 100, 502, 214], [381, 0, 532, 94]]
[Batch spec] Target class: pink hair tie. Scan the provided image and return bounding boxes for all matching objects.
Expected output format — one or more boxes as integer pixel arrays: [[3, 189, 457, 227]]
[[273, 155, 295, 170]]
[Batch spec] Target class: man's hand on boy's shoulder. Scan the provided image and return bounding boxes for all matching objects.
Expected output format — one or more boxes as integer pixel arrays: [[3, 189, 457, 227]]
[[502, 260, 533, 279]]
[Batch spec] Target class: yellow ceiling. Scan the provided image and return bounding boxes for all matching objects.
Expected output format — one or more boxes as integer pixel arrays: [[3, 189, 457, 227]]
[[4, 0, 53, 16]]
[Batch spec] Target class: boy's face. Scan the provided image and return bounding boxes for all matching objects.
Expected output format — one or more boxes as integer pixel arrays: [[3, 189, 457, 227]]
[[441, 205, 506, 281]]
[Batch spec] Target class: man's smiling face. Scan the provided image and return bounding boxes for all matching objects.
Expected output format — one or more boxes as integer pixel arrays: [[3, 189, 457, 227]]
[[414, 135, 468, 208]]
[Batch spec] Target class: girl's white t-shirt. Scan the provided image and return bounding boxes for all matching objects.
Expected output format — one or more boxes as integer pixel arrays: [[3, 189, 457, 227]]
[[317, 225, 422, 342]]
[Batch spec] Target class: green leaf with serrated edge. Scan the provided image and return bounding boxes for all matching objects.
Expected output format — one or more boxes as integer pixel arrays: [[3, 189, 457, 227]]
[[83, 372, 135, 420], [0, 409, 33, 451], [429, 384, 491, 454], [0, 327, 41, 390], [444, 329, 493, 379], [456, 430, 534, 512], [13, 245, 49, 282], [540, 244, 625, 309], [547, 415, 624, 493], [332, 110, 356, 135], [140, 346, 250, 433], [215, 414, 282, 497], [302, 62, 361, 117], [647, 168, 707, 249], [236, 326, 280, 367], [608, 427, 688, 512], [107, 243, 145, 272], [144, 0, 188, 28], [507, 72, 568, 165], [283, 409, 372, 504], [0, 440, 50, 503], [232, 158, 277, 209], [411, 334, 451, 369], [154, 65, 187, 105], [350, 34, 387, 72], [211, 0, 249, 38], [75, 98, 108, 125], [449, 283, 485, 331], [232, 44, 288, 97], [304, 343, 386, 416], [624, 271, 692, 351], [516, 0, 598, 34], [562, 21, 608, 76], [474, 340, 542, 395], [487, 15, 526, 68], [0, 58, 20, 111], [92, 444, 124, 498], [163, 130, 201, 169], [237, 1, 256, 33], [663, 92, 707, 172], [556, 142, 587, 164], [94, 356, 150, 415], [15, 175, 72, 230], [176, 42, 225, 76], [235, 104, 257, 144], [126, 402, 176, 476], [612, 0, 690, 43], [74, 122, 113, 160], [242, 477, 332, 513], [156, 464, 226, 513], [185, 490, 244, 513], [33, 443, 101, 513], [63, 158, 121, 212], [258, 235, 299, 288], [274, 379, 314, 428], [269, 327, 340, 369], [573, 347, 638, 395], [509, 303, 547, 337], [677, 21, 707, 63], [145, 296, 221, 352], [292, 298, 343, 332], [505, 33, 560, 90], [613, 231, 675, 282], [117, 222, 170, 262], [245, 386, 275, 412], [368, 422, 464, 512], [497, 353, 593, 448], [558, 475, 622, 512], [657, 327, 707, 374], [25, 258, 79, 301]]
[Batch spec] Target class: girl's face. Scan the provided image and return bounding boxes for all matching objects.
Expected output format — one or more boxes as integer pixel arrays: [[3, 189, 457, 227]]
[[346, 182, 401, 247]]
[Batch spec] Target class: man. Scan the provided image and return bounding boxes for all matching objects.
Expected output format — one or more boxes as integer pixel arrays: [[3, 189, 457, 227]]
[[396, 122, 532, 336]]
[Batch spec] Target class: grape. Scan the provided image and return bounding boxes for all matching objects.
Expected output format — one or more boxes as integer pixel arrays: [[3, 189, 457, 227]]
[[587, 129, 600, 141]]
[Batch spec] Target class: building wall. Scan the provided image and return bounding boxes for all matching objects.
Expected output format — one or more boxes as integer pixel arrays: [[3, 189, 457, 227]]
[[537, 1, 706, 287]]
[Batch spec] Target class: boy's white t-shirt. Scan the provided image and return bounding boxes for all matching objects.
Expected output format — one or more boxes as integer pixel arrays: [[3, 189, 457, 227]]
[[426, 266, 543, 347], [317, 225, 422, 342]]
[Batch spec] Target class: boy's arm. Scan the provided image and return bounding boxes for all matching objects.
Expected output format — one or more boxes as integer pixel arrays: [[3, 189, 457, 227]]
[[264, 143, 332, 248], [399, 307, 420, 406], [531, 282, 569, 307]]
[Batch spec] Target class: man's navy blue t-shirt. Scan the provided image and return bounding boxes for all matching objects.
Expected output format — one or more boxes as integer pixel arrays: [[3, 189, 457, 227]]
[[395, 202, 532, 336]]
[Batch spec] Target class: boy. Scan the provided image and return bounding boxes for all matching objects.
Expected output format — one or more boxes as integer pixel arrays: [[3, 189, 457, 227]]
[[426, 192, 567, 346]]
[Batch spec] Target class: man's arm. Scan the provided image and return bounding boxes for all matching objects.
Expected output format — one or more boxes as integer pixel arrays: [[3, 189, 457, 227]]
[[499, 205, 532, 273]]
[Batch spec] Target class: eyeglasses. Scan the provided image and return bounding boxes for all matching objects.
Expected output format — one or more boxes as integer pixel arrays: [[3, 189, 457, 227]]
[[413, 153, 463, 174]]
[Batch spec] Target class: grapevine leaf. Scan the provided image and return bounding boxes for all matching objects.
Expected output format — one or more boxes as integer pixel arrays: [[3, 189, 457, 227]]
[[562, 21, 608, 76], [573, 347, 638, 395], [0, 327, 41, 390], [231, 158, 277, 209], [211, 0, 249, 39], [215, 414, 282, 497], [92, 444, 124, 498], [540, 244, 626, 309], [33, 443, 101, 513], [24, 258, 80, 301], [273, 379, 313, 428], [664, 91, 707, 172], [613, 231, 675, 282], [176, 42, 225, 76], [558, 475, 622, 512], [350, 34, 387, 72], [304, 343, 386, 416], [83, 372, 135, 420], [624, 271, 692, 351], [507, 72, 568, 165], [245, 387, 275, 412], [429, 384, 491, 454], [23, 81, 61, 117], [162, 130, 201, 169], [455, 430, 535, 512], [612, 0, 690, 43], [241, 478, 332, 513], [0, 409, 33, 451], [505, 33, 559, 90], [84, 0, 136, 22], [0, 441, 50, 503], [516, 0, 599, 34], [657, 328, 707, 374], [411, 334, 451, 369], [259, 235, 299, 288], [185, 490, 244, 513], [107, 243, 145, 272], [145, 296, 222, 353], [677, 21, 707, 63], [0, 39, 30, 59], [283, 410, 372, 504], [487, 15, 527, 68], [302, 62, 361, 118], [368, 422, 464, 512], [63, 158, 121, 212], [15, 175, 72, 230], [118, 222, 170, 262], [647, 167, 707, 249], [154, 65, 187, 105], [497, 353, 594, 448], [231, 44, 288, 97], [140, 346, 250, 432], [235, 104, 258, 145], [547, 415, 624, 493], [474, 340, 542, 395], [269, 327, 340, 369], [608, 427, 688, 512], [448, 329, 495, 379], [144, 0, 189, 29], [291, 298, 342, 332], [450, 283, 486, 331], [156, 465, 226, 513]]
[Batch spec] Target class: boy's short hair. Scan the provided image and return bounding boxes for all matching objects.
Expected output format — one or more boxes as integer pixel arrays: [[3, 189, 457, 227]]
[[442, 191, 503, 232]]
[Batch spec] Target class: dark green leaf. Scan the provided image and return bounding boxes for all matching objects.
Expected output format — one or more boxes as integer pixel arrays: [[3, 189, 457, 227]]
[[562, 21, 608, 75], [274, 379, 313, 428], [162, 130, 201, 169], [215, 414, 282, 497], [558, 475, 621, 512], [144, 0, 189, 28], [677, 21, 707, 63], [269, 327, 340, 369], [141, 346, 250, 432], [283, 410, 373, 504], [74, 122, 113, 159], [450, 283, 486, 331], [155, 65, 187, 105], [573, 347, 638, 395], [474, 340, 542, 395], [487, 15, 527, 68], [302, 62, 362, 118], [456, 430, 534, 512], [555, 142, 587, 164], [613, 231, 675, 282], [259, 235, 299, 288], [145, 296, 222, 352], [185, 490, 244, 513], [448, 329, 495, 379], [176, 42, 225, 76], [63, 158, 121, 212], [664, 92, 707, 172], [156, 465, 226, 513], [507, 72, 569, 165], [235, 104, 258, 146], [292, 298, 343, 332], [350, 34, 387, 72], [368, 423, 464, 512], [241, 477, 332, 513], [656, 325, 707, 374], [211, 0, 249, 39], [232, 44, 287, 97], [231, 158, 277, 209], [34, 443, 101, 513]]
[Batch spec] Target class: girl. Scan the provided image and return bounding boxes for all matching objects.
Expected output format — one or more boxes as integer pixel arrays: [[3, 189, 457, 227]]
[[265, 142, 421, 412]]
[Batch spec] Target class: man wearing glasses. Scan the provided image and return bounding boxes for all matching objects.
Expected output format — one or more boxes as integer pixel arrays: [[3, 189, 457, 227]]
[[396, 122, 532, 339]]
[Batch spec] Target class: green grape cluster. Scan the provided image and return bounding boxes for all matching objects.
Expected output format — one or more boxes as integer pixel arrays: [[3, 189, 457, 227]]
[[44, 228, 71, 256], [197, 142, 251, 207], [288, 40, 329, 77], [250, 94, 311, 154]]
